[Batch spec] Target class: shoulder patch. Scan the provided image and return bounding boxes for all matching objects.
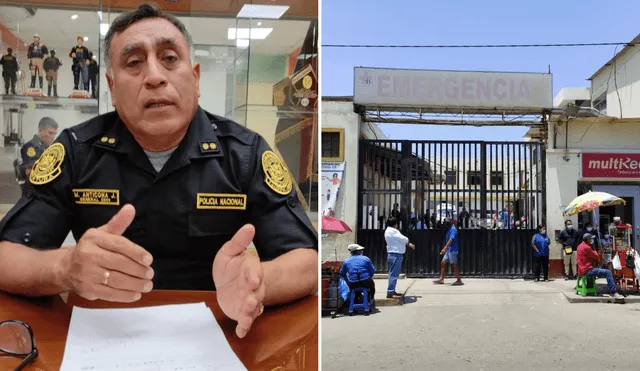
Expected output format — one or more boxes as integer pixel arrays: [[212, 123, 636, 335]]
[[26, 146, 37, 158], [261, 150, 292, 195], [29, 143, 65, 185]]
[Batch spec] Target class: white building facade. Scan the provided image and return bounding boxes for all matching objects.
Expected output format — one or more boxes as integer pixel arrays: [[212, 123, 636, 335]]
[[547, 35, 640, 273]]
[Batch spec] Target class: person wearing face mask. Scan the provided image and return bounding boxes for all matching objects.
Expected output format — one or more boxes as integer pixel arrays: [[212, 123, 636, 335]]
[[577, 233, 624, 298], [531, 224, 550, 282], [579, 222, 604, 250], [556, 220, 578, 280]]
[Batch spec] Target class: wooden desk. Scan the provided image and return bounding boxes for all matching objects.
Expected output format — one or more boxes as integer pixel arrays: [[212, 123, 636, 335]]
[[0, 291, 318, 370]]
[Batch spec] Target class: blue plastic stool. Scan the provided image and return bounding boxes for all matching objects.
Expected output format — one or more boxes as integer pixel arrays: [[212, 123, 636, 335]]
[[348, 287, 371, 316]]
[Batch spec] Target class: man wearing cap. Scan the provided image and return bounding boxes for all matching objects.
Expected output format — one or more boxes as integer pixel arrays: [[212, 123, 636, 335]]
[[339, 244, 376, 302], [577, 233, 623, 298], [608, 217, 624, 239], [0, 47, 19, 95], [27, 34, 49, 89]]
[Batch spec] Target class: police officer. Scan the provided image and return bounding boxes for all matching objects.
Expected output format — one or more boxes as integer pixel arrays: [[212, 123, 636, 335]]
[[69, 36, 90, 91], [43, 50, 63, 97], [27, 34, 49, 89], [87, 52, 99, 98], [15, 117, 59, 195], [0, 47, 18, 95], [0, 4, 317, 340]]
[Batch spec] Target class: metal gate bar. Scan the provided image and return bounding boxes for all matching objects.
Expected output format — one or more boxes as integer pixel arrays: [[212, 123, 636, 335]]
[[357, 139, 546, 277]]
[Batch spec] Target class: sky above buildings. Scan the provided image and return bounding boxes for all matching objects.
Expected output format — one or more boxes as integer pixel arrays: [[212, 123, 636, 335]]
[[322, 0, 640, 141]]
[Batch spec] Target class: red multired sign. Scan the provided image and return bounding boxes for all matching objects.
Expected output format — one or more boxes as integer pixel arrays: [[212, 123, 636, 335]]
[[582, 153, 640, 178]]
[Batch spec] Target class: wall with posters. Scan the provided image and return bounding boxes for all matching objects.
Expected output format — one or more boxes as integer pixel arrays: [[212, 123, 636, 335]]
[[321, 162, 344, 218], [320, 98, 386, 262]]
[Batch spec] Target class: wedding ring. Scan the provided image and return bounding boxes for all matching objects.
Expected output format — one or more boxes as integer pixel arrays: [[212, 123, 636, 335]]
[[102, 270, 111, 286]]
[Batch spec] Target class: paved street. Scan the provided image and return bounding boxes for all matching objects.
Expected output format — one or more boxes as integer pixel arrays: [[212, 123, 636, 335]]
[[323, 279, 640, 371]]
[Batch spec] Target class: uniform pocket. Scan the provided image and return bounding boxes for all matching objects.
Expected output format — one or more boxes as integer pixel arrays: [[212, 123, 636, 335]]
[[187, 211, 246, 237]]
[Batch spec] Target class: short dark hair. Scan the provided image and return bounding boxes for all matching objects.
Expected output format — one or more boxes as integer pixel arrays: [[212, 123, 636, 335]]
[[387, 217, 397, 227], [38, 117, 58, 130], [7, 47, 12, 53], [103, 3, 193, 68], [565, 220, 573, 226], [537, 224, 545, 233]]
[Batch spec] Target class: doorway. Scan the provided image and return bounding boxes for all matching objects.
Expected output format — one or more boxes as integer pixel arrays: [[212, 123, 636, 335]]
[[592, 185, 640, 249]]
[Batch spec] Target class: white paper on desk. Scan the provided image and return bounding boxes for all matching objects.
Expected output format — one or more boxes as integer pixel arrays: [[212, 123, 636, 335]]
[[59, 302, 246, 371]]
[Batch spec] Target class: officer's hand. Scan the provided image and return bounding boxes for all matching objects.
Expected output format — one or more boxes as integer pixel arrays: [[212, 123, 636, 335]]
[[213, 224, 266, 339], [56, 204, 154, 303]]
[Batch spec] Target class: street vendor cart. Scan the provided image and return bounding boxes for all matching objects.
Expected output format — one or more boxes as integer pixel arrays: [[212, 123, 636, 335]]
[[611, 224, 638, 290]]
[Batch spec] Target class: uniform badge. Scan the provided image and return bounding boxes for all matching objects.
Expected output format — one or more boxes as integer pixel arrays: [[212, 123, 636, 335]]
[[196, 193, 246, 210], [261, 150, 292, 195], [73, 189, 120, 206], [29, 142, 65, 185], [26, 147, 37, 158]]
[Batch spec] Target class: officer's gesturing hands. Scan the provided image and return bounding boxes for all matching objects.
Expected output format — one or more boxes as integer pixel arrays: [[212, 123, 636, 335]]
[[55, 205, 154, 303], [213, 224, 266, 338]]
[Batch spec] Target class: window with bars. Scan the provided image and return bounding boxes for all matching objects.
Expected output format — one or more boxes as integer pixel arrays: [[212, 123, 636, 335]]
[[467, 171, 482, 186], [321, 129, 344, 161], [444, 170, 457, 185], [490, 171, 503, 186]]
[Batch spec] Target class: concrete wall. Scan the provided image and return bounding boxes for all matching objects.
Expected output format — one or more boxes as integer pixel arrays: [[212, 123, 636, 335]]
[[321, 101, 360, 262], [591, 44, 640, 118]]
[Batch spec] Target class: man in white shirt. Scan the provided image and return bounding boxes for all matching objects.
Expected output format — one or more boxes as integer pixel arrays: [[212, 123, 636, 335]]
[[384, 217, 415, 298]]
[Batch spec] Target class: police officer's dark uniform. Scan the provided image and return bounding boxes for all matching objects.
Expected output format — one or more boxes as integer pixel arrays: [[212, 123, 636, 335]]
[[0, 107, 317, 291], [16, 133, 48, 193], [43, 51, 63, 97], [27, 37, 48, 89], [0, 49, 18, 95], [69, 44, 90, 91]]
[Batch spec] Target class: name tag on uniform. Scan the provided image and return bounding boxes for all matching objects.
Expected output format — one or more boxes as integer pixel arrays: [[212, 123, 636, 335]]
[[196, 193, 246, 210], [73, 189, 120, 206]]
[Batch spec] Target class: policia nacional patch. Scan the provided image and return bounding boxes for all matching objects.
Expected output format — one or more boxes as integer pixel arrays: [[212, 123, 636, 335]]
[[261, 150, 292, 195], [26, 147, 37, 157], [29, 142, 65, 185]]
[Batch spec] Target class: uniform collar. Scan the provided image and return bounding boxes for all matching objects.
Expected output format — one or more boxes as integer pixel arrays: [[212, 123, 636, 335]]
[[93, 107, 223, 177], [32, 134, 43, 147]]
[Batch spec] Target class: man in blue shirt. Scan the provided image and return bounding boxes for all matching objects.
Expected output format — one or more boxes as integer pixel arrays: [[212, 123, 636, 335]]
[[339, 244, 376, 301], [434, 219, 463, 285]]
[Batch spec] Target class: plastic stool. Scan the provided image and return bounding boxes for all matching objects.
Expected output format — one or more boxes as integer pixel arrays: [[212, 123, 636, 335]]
[[575, 275, 598, 297], [348, 287, 371, 316]]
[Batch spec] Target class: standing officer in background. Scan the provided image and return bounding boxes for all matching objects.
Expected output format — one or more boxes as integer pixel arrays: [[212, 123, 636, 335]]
[[1, 47, 18, 95], [69, 36, 90, 91], [15, 117, 59, 194], [43, 50, 63, 97], [27, 34, 48, 89], [0, 3, 317, 339], [87, 52, 99, 98]]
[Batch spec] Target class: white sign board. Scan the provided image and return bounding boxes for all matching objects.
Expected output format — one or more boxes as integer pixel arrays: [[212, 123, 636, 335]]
[[321, 162, 345, 217], [354, 67, 552, 109]]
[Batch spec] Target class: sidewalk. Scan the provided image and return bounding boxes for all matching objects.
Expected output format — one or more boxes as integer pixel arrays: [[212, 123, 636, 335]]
[[372, 277, 640, 306]]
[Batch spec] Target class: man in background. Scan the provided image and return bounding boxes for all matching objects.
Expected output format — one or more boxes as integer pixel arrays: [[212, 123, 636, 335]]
[[16, 117, 58, 194], [340, 244, 375, 302], [557, 220, 579, 280], [69, 36, 90, 91], [384, 217, 414, 298], [43, 50, 62, 97], [0, 47, 18, 95], [434, 218, 463, 286], [27, 34, 48, 89]]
